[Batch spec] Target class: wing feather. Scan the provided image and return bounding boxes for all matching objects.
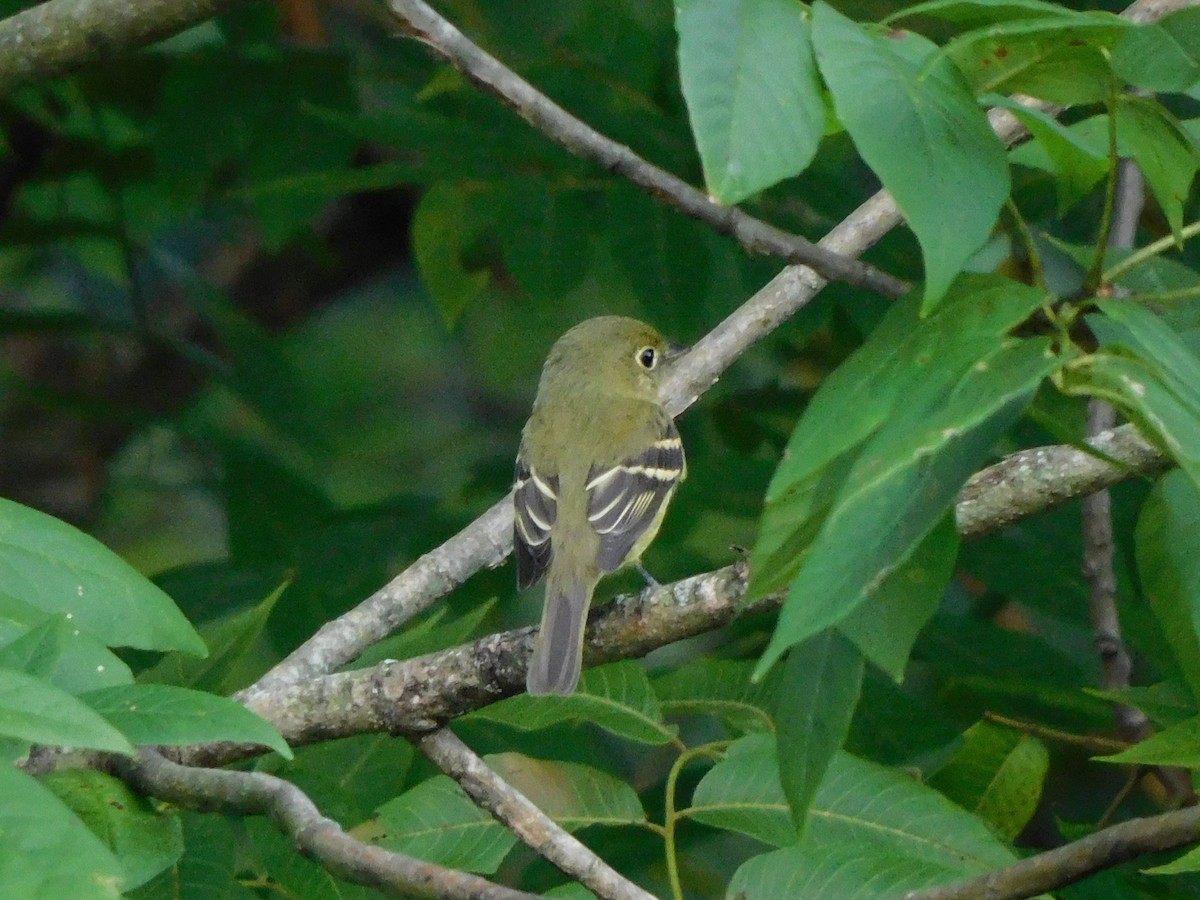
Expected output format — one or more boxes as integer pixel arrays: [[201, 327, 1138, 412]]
[[514, 455, 558, 589]]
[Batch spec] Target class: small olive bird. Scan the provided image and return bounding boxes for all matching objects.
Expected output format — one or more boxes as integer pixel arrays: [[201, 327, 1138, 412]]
[[515, 317, 686, 695]]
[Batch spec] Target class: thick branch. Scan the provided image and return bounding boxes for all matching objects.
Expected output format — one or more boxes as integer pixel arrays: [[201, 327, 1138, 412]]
[[417, 729, 656, 900], [0, 0, 243, 92], [185, 424, 1169, 769], [112, 748, 537, 900], [905, 804, 1200, 900]]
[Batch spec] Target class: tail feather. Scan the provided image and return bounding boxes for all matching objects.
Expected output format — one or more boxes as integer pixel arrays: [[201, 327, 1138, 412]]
[[527, 578, 592, 695]]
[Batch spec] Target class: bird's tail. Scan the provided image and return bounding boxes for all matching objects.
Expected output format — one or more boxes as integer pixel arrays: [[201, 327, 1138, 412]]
[[527, 574, 594, 695]]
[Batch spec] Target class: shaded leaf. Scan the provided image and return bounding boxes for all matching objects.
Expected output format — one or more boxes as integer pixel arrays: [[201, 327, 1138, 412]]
[[0, 615, 132, 693], [655, 658, 776, 734], [472, 661, 676, 745], [0, 497, 205, 655], [1112, 7, 1200, 93], [676, 0, 823, 202], [81, 683, 291, 759], [812, 3, 1009, 307], [0, 667, 133, 754], [0, 764, 123, 897], [928, 721, 1049, 840], [43, 769, 183, 891], [775, 631, 863, 837]]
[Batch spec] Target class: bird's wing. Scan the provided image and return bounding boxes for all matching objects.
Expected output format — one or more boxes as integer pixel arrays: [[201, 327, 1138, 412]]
[[586, 416, 685, 573], [514, 454, 558, 589]]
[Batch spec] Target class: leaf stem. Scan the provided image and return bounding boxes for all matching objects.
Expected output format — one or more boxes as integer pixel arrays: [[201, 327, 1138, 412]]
[[1103, 218, 1200, 284], [662, 742, 729, 900]]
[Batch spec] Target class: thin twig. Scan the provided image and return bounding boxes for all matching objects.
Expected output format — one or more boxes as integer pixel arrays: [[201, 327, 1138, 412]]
[[416, 729, 657, 900], [111, 748, 537, 900], [903, 804, 1200, 900], [385, 0, 910, 299]]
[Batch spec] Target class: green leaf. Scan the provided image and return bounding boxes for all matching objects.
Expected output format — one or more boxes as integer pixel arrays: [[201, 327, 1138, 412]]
[[752, 280, 1062, 677], [246, 817, 377, 900], [728, 842, 952, 899], [943, 14, 1129, 105], [471, 661, 676, 745], [688, 733, 796, 847], [839, 515, 959, 681], [374, 772, 516, 874], [375, 754, 645, 874], [350, 598, 498, 670], [928, 721, 1049, 841], [1146, 842, 1200, 875], [138, 582, 284, 694], [127, 811, 250, 900], [0, 763, 123, 897], [989, 96, 1107, 212], [81, 684, 292, 759], [1100, 715, 1200, 767], [1116, 96, 1199, 241], [1136, 472, 1200, 703], [775, 631, 863, 837], [1064, 301, 1200, 490], [0, 615, 132, 693], [675, 0, 823, 203], [413, 183, 489, 329], [0, 497, 205, 655], [1112, 7, 1200, 93], [812, 3, 1009, 308], [890, 0, 1093, 27], [42, 769, 183, 891], [0, 667, 134, 754], [1088, 681, 1196, 728], [691, 734, 1019, 874], [655, 658, 776, 733]]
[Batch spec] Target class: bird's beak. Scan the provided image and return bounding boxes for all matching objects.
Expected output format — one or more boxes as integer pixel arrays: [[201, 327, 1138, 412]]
[[665, 341, 689, 360]]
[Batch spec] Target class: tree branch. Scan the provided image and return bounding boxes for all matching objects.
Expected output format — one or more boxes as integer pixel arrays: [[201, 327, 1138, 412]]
[[180, 424, 1170, 769], [416, 729, 656, 900], [0, 0, 243, 92], [384, 0, 910, 300], [111, 748, 538, 900], [904, 803, 1200, 900]]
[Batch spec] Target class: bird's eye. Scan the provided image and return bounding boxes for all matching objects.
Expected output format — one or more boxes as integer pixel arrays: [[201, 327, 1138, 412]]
[[637, 346, 657, 369]]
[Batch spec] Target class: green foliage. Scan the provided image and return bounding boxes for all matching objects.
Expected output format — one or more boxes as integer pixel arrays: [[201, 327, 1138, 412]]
[[7, 0, 1200, 896]]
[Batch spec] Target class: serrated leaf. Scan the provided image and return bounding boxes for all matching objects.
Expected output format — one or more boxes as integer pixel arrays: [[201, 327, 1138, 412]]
[[1112, 6, 1200, 93], [1136, 472, 1200, 703], [81, 684, 291, 759], [839, 515, 959, 682], [0, 497, 205, 656], [775, 631, 863, 837], [43, 769, 183, 891], [0, 763, 123, 897], [0, 667, 134, 754], [675, 0, 823, 202], [0, 615, 132, 693], [655, 658, 777, 733], [812, 3, 1009, 308], [472, 661, 676, 745], [374, 755, 644, 874], [928, 721, 1049, 840], [139, 582, 284, 693]]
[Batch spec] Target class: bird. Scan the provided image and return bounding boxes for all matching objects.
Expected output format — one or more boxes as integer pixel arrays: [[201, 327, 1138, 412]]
[[514, 316, 687, 695]]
